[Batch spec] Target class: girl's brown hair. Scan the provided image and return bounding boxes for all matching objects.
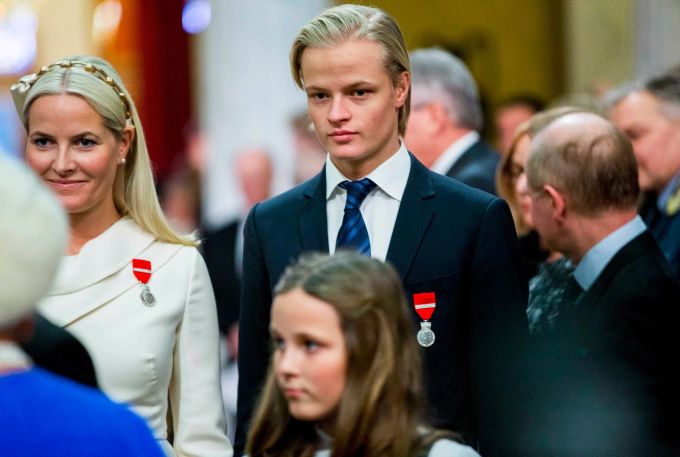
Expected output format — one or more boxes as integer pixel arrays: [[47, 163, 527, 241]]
[[246, 252, 447, 457]]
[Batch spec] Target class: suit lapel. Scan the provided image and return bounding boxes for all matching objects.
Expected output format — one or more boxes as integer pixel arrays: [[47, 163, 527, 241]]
[[386, 154, 435, 281], [299, 169, 330, 252]]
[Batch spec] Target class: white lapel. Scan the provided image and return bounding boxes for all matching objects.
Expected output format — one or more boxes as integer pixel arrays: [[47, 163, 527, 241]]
[[39, 218, 183, 327]]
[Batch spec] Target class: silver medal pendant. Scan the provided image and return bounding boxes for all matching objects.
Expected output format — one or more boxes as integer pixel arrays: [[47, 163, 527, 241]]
[[417, 321, 435, 347], [140, 283, 156, 307]]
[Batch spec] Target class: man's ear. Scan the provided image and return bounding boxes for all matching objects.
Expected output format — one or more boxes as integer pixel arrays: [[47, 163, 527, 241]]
[[394, 71, 410, 108], [544, 184, 566, 221]]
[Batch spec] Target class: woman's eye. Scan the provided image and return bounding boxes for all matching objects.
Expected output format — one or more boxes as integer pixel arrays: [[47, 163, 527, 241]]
[[77, 138, 96, 148], [273, 337, 286, 351], [304, 340, 319, 352], [510, 164, 524, 179], [32, 137, 50, 147]]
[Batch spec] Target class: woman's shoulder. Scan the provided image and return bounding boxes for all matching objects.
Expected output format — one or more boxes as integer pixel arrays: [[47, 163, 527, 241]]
[[426, 439, 481, 457]]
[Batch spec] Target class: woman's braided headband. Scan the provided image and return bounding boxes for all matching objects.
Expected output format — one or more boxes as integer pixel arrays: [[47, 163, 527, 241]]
[[10, 60, 132, 120]]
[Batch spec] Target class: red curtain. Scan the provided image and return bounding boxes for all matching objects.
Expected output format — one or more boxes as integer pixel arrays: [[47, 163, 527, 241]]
[[135, 0, 191, 182]]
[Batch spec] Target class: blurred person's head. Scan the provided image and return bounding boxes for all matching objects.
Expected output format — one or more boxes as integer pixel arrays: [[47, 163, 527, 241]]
[[235, 147, 273, 209], [526, 112, 639, 263], [160, 168, 201, 235], [11, 56, 193, 247], [290, 4, 410, 180], [494, 95, 545, 153], [290, 110, 326, 183], [608, 74, 680, 194], [247, 252, 426, 457], [405, 48, 482, 167], [497, 106, 585, 234], [0, 155, 67, 338]]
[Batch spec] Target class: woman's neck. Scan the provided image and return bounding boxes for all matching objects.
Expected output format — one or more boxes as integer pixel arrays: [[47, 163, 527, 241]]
[[67, 207, 122, 255]]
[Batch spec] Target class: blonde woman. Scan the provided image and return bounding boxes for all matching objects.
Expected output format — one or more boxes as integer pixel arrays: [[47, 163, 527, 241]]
[[11, 56, 232, 457]]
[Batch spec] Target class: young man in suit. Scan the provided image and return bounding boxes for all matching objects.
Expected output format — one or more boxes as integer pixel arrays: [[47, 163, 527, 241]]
[[235, 5, 528, 455], [405, 48, 500, 195], [525, 112, 680, 455]]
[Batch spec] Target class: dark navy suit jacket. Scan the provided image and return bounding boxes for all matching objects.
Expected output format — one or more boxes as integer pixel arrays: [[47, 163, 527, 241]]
[[445, 139, 499, 195], [641, 196, 680, 280], [525, 232, 680, 456], [235, 154, 528, 455]]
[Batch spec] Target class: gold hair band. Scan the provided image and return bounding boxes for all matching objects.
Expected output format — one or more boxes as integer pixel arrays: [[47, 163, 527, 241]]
[[10, 60, 132, 120]]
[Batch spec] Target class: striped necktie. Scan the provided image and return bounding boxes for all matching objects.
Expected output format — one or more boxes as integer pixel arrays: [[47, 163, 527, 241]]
[[336, 178, 377, 255]]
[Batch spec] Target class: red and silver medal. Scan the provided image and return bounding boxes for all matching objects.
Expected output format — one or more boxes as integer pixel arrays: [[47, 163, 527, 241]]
[[132, 258, 156, 306], [413, 292, 436, 347]]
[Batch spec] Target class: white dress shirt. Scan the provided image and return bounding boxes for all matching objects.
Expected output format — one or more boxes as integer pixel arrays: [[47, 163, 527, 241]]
[[430, 131, 480, 175], [326, 143, 411, 261]]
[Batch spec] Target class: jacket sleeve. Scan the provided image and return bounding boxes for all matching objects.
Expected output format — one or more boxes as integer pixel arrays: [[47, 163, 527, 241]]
[[169, 248, 233, 457], [235, 204, 273, 455], [467, 197, 529, 455]]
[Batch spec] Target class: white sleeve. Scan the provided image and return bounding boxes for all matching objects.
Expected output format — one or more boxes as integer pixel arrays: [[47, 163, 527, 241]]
[[169, 248, 233, 456], [428, 439, 481, 457]]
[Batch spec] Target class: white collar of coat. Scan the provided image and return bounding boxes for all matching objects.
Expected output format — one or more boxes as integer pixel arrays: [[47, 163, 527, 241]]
[[39, 218, 183, 327], [49, 217, 156, 294]]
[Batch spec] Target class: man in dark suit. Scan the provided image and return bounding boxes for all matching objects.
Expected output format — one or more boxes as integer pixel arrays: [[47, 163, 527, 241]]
[[202, 148, 273, 336], [609, 72, 680, 279], [525, 112, 680, 455], [235, 5, 528, 456], [404, 48, 499, 195]]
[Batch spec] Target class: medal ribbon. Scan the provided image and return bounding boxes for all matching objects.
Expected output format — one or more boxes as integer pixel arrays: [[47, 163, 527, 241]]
[[132, 258, 152, 284], [413, 292, 436, 320]]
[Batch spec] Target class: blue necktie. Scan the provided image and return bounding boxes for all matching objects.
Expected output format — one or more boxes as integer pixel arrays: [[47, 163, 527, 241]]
[[336, 178, 377, 255]]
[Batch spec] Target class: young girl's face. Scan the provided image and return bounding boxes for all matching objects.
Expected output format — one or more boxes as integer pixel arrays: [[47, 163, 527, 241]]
[[271, 288, 347, 425]]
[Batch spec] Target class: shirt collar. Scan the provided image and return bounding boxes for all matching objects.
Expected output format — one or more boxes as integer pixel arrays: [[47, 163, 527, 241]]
[[325, 142, 410, 202], [657, 170, 680, 210], [573, 215, 646, 291], [431, 131, 480, 175]]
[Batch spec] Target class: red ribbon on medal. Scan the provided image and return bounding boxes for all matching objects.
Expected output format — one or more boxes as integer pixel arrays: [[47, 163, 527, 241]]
[[132, 258, 152, 284], [413, 292, 436, 320]]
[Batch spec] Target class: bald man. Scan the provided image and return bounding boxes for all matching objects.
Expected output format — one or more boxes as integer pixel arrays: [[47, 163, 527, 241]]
[[523, 112, 680, 456]]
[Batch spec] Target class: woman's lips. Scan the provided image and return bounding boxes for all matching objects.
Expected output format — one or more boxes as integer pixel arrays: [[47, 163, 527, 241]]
[[47, 179, 87, 189], [283, 387, 304, 399]]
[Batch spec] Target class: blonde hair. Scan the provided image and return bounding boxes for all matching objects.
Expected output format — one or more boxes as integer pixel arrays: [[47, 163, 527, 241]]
[[290, 4, 411, 136], [12, 56, 195, 247]]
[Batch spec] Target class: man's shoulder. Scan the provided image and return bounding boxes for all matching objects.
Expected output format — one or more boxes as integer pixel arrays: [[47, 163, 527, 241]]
[[594, 232, 680, 302], [254, 176, 320, 215], [428, 166, 498, 207]]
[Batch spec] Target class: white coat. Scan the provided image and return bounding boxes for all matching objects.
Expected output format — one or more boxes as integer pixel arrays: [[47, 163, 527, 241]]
[[39, 218, 233, 457]]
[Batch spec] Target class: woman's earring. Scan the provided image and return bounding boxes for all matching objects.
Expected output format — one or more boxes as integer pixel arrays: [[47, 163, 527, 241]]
[[120, 158, 127, 165]]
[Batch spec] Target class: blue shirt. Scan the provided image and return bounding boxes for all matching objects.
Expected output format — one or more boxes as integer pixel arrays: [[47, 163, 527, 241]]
[[0, 367, 163, 457], [574, 216, 646, 291]]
